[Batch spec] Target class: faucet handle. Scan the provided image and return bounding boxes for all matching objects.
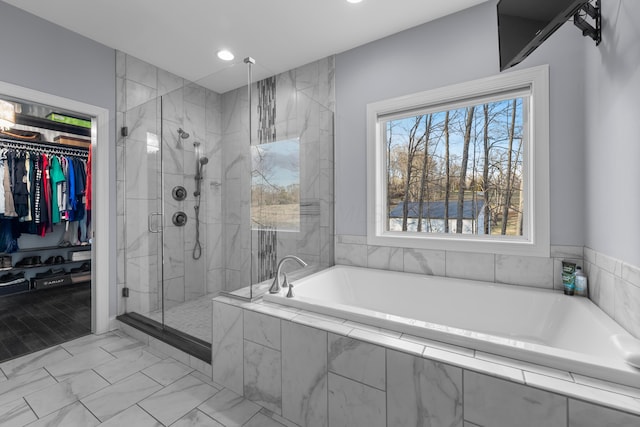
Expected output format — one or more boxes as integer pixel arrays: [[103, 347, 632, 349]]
[[282, 272, 289, 288], [286, 283, 294, 298], [268, 273, 281, 294]]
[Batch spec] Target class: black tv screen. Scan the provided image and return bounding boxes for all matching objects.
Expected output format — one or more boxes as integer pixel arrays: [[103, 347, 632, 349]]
[[498, 0, 587, 70]]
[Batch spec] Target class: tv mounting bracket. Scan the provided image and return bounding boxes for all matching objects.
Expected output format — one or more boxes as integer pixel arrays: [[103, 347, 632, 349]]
[[574, 0, 601, 45]]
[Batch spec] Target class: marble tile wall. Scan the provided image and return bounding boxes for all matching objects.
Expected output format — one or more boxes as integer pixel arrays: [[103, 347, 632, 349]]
[[584, 247, 640, 339], [213, 298, 640, 427], [116, 51, 223, 317], [221, 57, 335, 291], [336, 235, 582, 290]]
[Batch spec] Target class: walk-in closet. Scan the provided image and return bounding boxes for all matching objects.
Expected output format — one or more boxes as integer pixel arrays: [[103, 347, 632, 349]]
[[0, 95, 93, 362]]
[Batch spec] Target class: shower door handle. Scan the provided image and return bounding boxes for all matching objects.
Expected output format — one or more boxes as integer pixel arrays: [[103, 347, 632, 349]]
[[148, 212, 163, 233]]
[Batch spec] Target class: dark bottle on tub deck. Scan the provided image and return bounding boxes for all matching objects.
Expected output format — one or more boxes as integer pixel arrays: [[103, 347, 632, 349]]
[[562, 261, 576, 296]]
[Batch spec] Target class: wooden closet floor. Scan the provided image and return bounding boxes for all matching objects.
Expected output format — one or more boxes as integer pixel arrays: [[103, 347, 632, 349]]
[[0, 282, 91, 363]]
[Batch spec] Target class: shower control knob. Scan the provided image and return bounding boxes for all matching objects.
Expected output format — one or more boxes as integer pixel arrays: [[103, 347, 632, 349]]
[[172, 186, 187, 201], [172, 211, 188, 227]]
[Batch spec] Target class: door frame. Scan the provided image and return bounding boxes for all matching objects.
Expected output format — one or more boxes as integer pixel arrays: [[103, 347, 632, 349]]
[[0, 80, 111, 334]]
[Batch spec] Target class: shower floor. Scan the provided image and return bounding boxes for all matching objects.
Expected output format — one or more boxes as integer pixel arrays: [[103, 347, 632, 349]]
[[146, 293, 218, 343]]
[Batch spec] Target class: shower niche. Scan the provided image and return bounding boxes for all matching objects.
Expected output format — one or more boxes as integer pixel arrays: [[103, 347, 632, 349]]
[[116, 51, 334, 355]]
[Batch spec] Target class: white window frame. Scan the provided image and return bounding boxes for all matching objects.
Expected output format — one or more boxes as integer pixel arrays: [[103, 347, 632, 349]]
[[366, 65, 550, 257]]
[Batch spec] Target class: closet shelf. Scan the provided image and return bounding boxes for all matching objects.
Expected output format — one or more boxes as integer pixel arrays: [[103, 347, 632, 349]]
[[4, 259, 91, 272], [0, 244, 91, 256], [14, 114, 91, 137]]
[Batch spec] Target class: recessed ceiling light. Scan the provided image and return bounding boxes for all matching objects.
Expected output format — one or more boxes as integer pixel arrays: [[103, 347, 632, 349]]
[[217, 49, 234, 61], [347, 0, 363, 3]]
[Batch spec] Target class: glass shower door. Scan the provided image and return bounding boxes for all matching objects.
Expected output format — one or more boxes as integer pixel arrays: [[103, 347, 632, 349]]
[[122, 96, 163, 322]]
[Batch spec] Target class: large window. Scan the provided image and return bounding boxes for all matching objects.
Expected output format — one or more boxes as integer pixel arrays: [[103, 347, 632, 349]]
[[367, 66, 549, 256]]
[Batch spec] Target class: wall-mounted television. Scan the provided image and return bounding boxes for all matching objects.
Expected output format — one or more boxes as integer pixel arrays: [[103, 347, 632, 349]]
[[498, 0, 588, 71]]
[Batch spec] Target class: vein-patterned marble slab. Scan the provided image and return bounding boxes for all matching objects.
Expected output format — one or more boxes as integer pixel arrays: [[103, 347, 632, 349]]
[[244, 340, 282, 413], [172, 408, 225, 427], [96, 404, 162, 427], [0, 368, 56, 407], [139, 375, 219, 425], [328, 333, 385, 390], [93, 349, 162, 384], [80, 372, 162, 422], [24, 369, 109, 418], [142, 358, 194, 386], [198, 388, 261, 427], [212, 301, 244, 394], [0, 398, 37, 427], [26, 401, 99, 427], [282, 321, 328, 427], [387, 349, 463, 427], [0, 346, 70, 378], [244, 310, 281, 350], [45, 347, 115, 381], [464, 370, 566, 427], [328, 373, 386, 427], [244, 412, 289, 427], [569, 398, 640, 427]]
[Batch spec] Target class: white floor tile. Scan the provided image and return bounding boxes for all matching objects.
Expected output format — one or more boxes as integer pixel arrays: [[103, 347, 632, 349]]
[[0, 346, 71, 378], [97, 405, 162, 427], [26, 401, 99, 427], [142, 358, 194, 386], [25, 370, 109, 418], [198, 388, 262, 427], [0, 398, 37, 427], [0, 368, 56, 407], [93, 349, 162, 384], [139, 375, 219, 425], [81, 372, 162, 422], [172, 408, 225, 427], [45, 347, 115, 381]]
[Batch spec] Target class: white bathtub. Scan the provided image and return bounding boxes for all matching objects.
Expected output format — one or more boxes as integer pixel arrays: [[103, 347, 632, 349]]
[[264, 265, 640, 388]]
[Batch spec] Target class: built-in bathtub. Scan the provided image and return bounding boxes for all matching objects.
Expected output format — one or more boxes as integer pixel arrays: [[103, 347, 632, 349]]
[[263, 265, 640, 388]]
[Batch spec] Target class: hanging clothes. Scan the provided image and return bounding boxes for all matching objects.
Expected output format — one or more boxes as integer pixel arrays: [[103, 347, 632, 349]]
[[13, 153, 29, 218], [49, 156, 65, 224], [3, 152, 17, 218]]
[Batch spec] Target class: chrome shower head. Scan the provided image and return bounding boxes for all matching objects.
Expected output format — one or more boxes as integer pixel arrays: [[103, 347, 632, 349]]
[[177, 128, 190, 139], [199, 157, 209, 165]]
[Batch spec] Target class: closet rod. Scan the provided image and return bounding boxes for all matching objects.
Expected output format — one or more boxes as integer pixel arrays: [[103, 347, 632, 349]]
[[0, 137, 89, 158]]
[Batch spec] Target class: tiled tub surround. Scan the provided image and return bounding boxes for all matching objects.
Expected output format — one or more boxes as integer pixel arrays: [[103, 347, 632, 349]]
[[336, 236, 640, 345], [264, 265, 640, 388], [212, 296, 640, 427]]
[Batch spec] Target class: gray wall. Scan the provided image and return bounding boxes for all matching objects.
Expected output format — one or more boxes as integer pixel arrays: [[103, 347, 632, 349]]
[[335, 1, 587, 246], [0, 1, 117, 315], [585, 0, 640, 267]]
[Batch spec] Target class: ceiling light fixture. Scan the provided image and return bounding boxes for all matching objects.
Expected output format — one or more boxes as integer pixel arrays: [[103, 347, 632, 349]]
[[0, 100, 15, 131], [217, 49, 235, 61], [346, 0, 363, 3]]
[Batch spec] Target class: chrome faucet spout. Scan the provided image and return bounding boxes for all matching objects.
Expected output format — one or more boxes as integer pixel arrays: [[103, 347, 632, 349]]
[[268, 255, 307, 294]]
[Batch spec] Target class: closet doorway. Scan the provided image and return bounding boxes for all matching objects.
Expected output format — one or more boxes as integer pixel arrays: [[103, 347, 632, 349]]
[[0, 81, 110, 363]]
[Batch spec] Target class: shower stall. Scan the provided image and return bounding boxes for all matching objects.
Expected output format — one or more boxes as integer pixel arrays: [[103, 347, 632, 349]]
[[116, 52, 335, 358]]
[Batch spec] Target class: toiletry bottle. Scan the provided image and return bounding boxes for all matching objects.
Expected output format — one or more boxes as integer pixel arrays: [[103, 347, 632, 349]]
[[562, 261, 576, 296], [575, 266, 588, 297]]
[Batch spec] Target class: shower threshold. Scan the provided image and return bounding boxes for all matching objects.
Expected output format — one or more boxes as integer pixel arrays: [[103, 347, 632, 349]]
[[116, 312, 211, 363]]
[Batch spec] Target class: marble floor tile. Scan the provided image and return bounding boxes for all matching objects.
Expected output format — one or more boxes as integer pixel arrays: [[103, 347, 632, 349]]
[[244, 412, 289, 427], [61, 333, 125, 356], [97, 405, 162, 427], [0, 398, 37, 427], [99, 335, 147, 357], [45, 347, 115, 381], [139, 374, 219, 425], [81, 372, 162, 422], [0, 346, 71, 378], [0, 368, 56, 407], [172, 408, 225, 427], [142, 357, 194, 386], [94, 349, 162, 383], [198, 388, 262, 427], [258, 408, 301, 427], [26, 401, 99, 427], [24, 370, 109, 418]]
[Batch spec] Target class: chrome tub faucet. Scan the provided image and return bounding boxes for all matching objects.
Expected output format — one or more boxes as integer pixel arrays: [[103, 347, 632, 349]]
[[269, 255, 307, 294]]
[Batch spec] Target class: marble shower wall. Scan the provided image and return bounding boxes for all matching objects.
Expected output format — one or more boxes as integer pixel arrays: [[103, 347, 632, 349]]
[[221, 57, 335, 291], [116, 51, 224, 316]]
